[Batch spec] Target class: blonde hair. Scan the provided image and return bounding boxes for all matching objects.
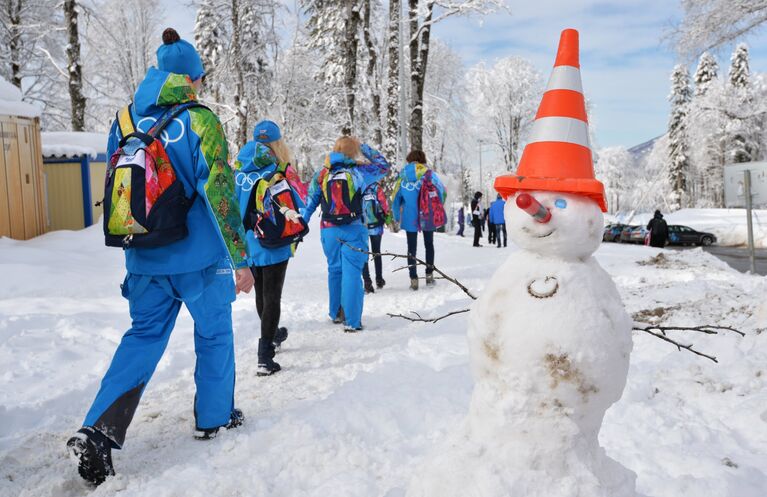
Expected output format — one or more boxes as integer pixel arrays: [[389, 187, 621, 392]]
[[264, 138, 292, 165], [333, 136, 361, 160]]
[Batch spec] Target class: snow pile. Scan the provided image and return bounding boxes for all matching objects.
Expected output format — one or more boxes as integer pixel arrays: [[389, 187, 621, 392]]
[[617, 208, 767, 247], [0, 77, 41, 118], [0, 216, 765, 496], [41, 132, 108, 159], [408, 192, 636, 497]]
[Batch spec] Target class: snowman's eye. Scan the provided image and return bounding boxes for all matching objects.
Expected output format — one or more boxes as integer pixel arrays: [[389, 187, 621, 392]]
[[554, 198, 567, 209]]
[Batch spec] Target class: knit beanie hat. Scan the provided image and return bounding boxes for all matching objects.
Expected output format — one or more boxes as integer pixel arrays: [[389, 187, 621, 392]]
[[156, 28, 205, 81]]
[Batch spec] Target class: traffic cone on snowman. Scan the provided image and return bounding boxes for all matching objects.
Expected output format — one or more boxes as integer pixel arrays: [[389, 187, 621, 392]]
[[407, 29, 637, 497]]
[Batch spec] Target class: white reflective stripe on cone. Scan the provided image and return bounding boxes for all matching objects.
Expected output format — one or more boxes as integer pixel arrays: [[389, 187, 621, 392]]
[[528, 116, 590, 148], [546, 66, 583, 93]]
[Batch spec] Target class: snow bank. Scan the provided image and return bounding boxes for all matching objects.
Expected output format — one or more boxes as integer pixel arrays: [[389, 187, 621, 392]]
[[0, 77, 41, 118], [615, 208, 767, 248], [41, 132, 109, 159]]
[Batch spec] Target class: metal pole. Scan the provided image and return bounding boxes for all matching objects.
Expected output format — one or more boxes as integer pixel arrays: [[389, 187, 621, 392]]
[[744, 170, 757, 274]]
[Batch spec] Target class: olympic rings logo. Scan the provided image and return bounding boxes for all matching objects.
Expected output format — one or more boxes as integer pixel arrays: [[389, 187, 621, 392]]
[[137, 117, 186, 147], [401, 180, 422, 192], [235, 170, 271, 192]]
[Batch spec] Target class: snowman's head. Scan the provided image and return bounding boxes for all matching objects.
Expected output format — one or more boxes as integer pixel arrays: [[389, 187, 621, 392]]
[[506, 191, 603, 259]]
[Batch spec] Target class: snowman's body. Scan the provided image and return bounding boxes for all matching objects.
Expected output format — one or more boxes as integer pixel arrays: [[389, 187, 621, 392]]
[[407, 192, 636, 497]]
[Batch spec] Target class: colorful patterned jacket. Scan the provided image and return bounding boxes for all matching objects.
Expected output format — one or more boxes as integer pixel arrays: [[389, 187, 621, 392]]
[[233, 141, 308, 267], [106, 67, 248, 275], [302, 144, 391, 229], [391, 162, 446, 233], [362, 182, 390, 236]]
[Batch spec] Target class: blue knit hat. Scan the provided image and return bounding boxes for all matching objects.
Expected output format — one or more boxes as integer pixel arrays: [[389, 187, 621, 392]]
[[156, 28, 205, 81], [253, 120, 281, 143]]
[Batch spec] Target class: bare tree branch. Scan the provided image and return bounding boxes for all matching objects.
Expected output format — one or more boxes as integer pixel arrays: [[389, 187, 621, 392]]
[[340, 241, 478, 300], [388, 308, 470, 324], [635, 327, 719, 363]]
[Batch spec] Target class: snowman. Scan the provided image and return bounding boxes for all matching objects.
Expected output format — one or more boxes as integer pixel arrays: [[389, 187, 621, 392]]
[[407, 29, 637, 497]]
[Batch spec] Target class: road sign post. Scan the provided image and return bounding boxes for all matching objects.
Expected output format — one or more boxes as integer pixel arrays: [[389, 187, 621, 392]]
[[744, 170, 757, 274]]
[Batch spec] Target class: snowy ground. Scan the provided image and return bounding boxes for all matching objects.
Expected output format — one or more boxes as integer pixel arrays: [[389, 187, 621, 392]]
[[0, 220, 766, 497]]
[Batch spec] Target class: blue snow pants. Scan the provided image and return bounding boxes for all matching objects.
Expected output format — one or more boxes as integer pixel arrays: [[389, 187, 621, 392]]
[[320, 223, 369, 329], [83, 259, 236, 448]]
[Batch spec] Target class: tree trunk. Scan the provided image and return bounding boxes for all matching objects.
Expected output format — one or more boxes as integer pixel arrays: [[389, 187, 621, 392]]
[[7, 0, 22, 89], [341, 0, 361, 136], [383, 0, 400, 160], [408, 0, 433, 151], [362, 0, 382, 148], [230, 0, 248, 148], [64, 0, 86, 131]]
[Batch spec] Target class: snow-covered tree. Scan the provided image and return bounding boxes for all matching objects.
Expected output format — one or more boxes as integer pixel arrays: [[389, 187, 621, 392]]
[[672, 0, 767, 56], [466, 56, 541, 171], [194, 0, 227, 101], [667, 64, 692, 210], [594, 146, 634, 214], [406, 0, 506, 150], [693, 52, 718, 96], [383, 0, 401, 162], [63, 0, 86, 131], [726, 43, 760, 164]]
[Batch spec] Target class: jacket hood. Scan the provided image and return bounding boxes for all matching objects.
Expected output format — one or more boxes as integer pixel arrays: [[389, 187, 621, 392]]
[[400, 162, 427, 182], [325, 151, 357, 170], [654, 210, 663, 219], [236, 142, 277, 173], [134, 67, 198, 115]]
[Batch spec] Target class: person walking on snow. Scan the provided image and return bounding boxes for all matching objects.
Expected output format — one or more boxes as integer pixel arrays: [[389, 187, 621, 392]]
[[471, 191, 483, 247], [391, 150, 447, 291], [486, 207, 495, 245], [647, 209, 669, 248], [234, 120, 308, 376], [66, 28, 254, 486], [361, 182, 390, 294], [456, 206, 465, 237], [489, 194, 507, 247], [302, 137, 391, 332]]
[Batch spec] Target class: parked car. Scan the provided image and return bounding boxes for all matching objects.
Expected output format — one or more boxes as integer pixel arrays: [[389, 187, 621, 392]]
[[603, 223, 627, 242], [619, 225, 638, 243], [666, 225, 717, 246], [629, 226, 649, 244]]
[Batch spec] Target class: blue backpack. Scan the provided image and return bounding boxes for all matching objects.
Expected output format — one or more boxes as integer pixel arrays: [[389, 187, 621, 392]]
[[362, 184, 386, 229]]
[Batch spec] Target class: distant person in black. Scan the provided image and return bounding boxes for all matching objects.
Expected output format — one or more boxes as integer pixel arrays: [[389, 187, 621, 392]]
[[647, 210, 669, 248], [485, 207, 495, 244], [471, 191, 483, 247]]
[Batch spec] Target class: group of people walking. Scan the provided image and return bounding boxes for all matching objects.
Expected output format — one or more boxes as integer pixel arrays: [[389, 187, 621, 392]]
[[464, 192, 507, 248], [66, 28, 448, 486]]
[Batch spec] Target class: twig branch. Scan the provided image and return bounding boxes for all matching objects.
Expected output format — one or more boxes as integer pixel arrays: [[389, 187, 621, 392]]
[[388, 308, 470, 324], [632, 324, 746, 363], [341, 241, 477, 300], [636, 327, 719, 363]]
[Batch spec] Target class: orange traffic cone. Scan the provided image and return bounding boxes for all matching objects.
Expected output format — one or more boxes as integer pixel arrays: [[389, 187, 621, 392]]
[[494, 28, 607, 212]]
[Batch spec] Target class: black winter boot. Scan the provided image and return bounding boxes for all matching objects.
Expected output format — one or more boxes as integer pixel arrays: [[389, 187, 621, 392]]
[[194, 408, 244, 440], [332, 307, 345, 324], [273, 327, 288, 350], [364, 279, 375, 294], [257, 339, 281, 376], [376, 277, 386, 289], [66, 427, 115, 486]]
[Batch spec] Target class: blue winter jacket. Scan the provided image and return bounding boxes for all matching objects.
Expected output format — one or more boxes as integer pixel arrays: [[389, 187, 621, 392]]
[[489, 198, 506, 225], [234, 142, 306, 267], [391, 162, 446, 233], [302, 144, 391, 228], [106, 67, 248, 275]]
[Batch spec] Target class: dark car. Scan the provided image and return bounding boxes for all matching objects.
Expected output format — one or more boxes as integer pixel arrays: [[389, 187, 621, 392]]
[[619, 225, 639, 243], [603, 223, 627, 242], [667, 225, 717, 246]]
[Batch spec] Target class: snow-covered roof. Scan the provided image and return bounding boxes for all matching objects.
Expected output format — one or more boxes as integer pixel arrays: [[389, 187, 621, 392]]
[[42, 132, 109, 159], [0, 78, 41, 118]]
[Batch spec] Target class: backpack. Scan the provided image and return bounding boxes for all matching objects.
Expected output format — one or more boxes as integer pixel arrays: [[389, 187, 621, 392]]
[[418, 170, 446, 231], [362, 184, 386, 229], [241, 164, 310, 248], [103, 102, 203, 249], [320, 168, 362, 225]]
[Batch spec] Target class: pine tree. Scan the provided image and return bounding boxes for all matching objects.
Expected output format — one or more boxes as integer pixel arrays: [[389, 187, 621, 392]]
[[727, 43, 758, 164], [667, 64, 691, 210], [728, 43, 749, 88], [693, 52, 718, 96]]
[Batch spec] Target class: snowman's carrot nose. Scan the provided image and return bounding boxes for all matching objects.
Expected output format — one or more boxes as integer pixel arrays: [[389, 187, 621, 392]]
[[516, 193, 552, 223]]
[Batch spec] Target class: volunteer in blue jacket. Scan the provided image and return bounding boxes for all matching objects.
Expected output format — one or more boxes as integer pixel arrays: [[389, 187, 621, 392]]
[[234, 120, 308, 376], [361, 181, 390, 294], [66, 28, 254, 486], [302, 136, 391, 332], [391, 150, 446, 291], [489, 194, 507, 248]]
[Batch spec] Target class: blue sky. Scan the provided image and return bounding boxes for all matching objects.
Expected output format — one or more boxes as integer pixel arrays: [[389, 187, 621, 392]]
[[164, 0, 767, 149]]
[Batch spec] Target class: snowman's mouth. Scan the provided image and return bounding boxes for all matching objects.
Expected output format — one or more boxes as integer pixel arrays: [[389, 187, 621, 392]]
[[523, 226, 556, 238]]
